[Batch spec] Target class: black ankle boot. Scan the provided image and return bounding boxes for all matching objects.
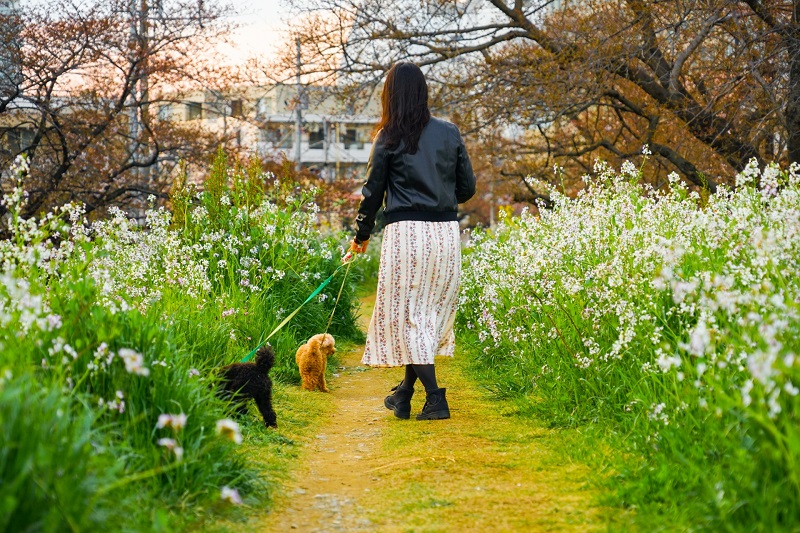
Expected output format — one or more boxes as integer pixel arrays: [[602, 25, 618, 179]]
[[384, 381, 414, 419], [416, 388, 450, 420]]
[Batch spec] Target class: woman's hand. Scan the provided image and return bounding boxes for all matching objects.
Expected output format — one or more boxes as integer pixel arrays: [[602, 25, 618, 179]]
[[342, 239, 369, 263], [343, 238, 369, 263], [350, 238, 369, 254]]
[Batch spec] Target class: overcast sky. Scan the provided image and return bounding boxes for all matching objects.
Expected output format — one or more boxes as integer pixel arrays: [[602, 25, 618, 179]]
[[223, 0, 291, 64]]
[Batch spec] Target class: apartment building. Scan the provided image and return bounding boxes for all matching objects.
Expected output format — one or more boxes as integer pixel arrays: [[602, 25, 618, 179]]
[[157, 83, 381, 182]]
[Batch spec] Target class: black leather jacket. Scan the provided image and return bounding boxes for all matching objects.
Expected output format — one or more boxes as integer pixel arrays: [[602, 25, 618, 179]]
[[354, 117, 476, 242]]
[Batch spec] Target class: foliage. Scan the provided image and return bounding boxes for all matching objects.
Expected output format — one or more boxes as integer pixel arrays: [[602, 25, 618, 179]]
[[459, 159, 800, 529], [0, 152, 362, 530], [283, 0, 800, 203], [0, 0, 239, 224]]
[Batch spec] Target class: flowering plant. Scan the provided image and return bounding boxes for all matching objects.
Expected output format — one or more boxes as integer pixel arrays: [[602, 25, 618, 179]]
[[460, 158, 800, 528]]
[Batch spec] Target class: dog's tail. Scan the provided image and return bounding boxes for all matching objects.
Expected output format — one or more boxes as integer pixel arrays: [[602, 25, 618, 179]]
[[255, 345, 275, 372]]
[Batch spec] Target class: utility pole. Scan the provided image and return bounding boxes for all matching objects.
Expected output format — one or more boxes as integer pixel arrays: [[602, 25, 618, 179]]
[[491, 152, 501, 229], [139, 0, 150, 185], [128, 0, 140, 181], [294, 38, 302, 171], [0, 0, 22, 100], [323, 118, 330, 182], [489, 176, 495, 228]]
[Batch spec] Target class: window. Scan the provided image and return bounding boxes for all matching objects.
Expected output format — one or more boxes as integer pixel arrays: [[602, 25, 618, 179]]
[[230, 99, 243, 118], [262, 126, 293, 148], [185, 101, 202, 121], [342, 128, 359, 149], [3, 127, 34, 153], [308, 127, 324, 149], [157, 104, 171, 120], [256, 97, 272, 117], [261, 127, 280, 144]]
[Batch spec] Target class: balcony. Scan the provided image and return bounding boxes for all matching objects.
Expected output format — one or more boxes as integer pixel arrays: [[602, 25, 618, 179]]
[[256, 140, 373, 164]]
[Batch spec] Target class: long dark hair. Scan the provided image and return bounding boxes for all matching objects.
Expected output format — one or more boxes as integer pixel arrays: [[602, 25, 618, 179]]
[[375, 62, 431, 154]]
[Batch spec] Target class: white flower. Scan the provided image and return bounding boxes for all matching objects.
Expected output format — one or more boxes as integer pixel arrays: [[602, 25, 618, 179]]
[[118, 348, 150, 376], [45, 314, 62, 331], [63, 343, 78, 360], [215, 419, 242, 444], [687, 320, 711, 357], [220, 486, 242, 505], [157, 438, 184, 461], [652, 277, 667, 291], [741, 379, 754, 407], [747, 350, 776, 386], [157, 413, 187, 431], [671, 280, 697, 304], [94, 342, 110, 359], [696, 362, 707, 376], [648, 402, 669, 425], [107, 399, 125, 413], [656, 352, 681, 373], [48, 337, 66, 356]]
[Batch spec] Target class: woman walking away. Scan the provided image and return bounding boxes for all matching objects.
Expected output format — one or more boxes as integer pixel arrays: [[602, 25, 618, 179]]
[[347, 62, 476, 420]]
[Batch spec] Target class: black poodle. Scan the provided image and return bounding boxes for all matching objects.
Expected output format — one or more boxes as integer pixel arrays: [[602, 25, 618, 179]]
[[217, 345, 278, 428]]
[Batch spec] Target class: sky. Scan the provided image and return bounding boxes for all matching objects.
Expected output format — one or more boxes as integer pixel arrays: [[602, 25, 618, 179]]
[[20, 0, 294, 66], [222, 0, 292, 65]]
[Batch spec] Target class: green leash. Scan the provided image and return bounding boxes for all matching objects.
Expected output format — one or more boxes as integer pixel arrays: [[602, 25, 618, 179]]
[[240, 257, 354, 363]]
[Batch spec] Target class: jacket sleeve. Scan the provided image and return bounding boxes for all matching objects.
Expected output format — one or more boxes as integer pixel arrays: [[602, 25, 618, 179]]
[[454, 128, 476, 203], [354, 139, 389, 242]]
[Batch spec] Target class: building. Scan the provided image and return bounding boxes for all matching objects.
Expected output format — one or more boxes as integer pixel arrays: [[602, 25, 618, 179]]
[[0, 0, 21, 99], [157, 83, 381, 182]]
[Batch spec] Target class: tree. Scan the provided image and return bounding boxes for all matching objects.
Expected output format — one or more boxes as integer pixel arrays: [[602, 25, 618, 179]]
[[281, 0, 800, 199], [0, 0, 238, 223]]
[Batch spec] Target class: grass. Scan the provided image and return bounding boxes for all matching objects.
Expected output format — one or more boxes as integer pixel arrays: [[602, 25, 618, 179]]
[[458, 159, 800, 530], [0, 152, 364, 531], [188, 376, 337, 532], [354, 355, 610, 532]]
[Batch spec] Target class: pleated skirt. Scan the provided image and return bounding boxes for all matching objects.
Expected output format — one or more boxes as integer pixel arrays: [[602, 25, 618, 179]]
[[361, 220, 461, 367]]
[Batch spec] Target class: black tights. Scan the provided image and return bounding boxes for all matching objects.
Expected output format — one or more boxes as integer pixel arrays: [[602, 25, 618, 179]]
[[403, 364, 438, 392]]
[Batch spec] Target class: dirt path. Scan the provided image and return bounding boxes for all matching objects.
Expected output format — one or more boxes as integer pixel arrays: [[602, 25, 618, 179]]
[[240, 295, 604, 532]]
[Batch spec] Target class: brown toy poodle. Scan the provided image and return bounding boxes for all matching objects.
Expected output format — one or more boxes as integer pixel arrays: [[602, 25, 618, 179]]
[[295, 333, 336, 392], [217, 345, 278, 427]]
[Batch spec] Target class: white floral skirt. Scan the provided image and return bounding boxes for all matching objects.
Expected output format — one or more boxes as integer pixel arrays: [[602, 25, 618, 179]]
[[362, 220, 461, 367]]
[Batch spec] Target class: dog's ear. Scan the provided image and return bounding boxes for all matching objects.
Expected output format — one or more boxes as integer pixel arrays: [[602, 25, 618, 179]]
[[322, 334, 335, 353], [308, 335, 321, 353]]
